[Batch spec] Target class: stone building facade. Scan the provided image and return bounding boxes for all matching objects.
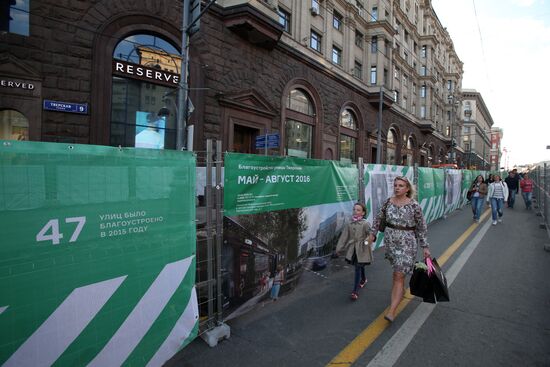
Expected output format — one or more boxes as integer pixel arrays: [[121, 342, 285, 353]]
[[0, 0, 467, 166], [460, 89, 494, 170]]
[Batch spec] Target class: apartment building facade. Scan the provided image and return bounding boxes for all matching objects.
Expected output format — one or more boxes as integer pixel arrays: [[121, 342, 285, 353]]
[[0, 0, 466, 166], [460, 89, 493, 170]]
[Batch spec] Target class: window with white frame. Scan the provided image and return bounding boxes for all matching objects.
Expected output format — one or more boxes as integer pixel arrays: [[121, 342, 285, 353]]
[[310, 30, 321, 52], [333, 11, 343, 31], [278, 7, 291, 33], [332, 45, 342, 65], [421, 85, 426, 98], [371, 6, 378, 21], [311, 0, 320, 13], [370, 66, 377, 85]]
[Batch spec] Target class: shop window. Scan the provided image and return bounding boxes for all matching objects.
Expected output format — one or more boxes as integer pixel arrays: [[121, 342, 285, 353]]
[[0, 0, 29, 36], [285, 89, 315, 158], [0, 109, 29, 141], [111, 34, 181, 149], [339, 109, 358, 163], [386, 128, 397, 164]]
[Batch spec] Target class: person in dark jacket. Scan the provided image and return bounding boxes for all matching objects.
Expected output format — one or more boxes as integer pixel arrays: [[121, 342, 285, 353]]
[[504, 170, 520, 208]]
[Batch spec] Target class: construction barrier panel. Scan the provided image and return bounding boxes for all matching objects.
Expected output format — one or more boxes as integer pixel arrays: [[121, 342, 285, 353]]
[[0, 141, 198, 366]]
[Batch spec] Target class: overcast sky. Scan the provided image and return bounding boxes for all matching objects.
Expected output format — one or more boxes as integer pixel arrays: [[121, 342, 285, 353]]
[[431, 0, 550, 168]]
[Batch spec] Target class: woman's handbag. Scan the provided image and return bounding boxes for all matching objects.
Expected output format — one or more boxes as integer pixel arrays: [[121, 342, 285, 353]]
[[409, 261, 435, 303], [378, 199, 390, 232], [410, 258, 450, 303], [466, 190, 473, 201], [428, 258, 450, 302]]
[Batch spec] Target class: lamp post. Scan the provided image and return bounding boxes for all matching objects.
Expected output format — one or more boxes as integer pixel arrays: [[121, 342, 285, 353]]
[[482, 128, 487, 171], [447, 94, 459, 163], [376, 86, 383, 164]]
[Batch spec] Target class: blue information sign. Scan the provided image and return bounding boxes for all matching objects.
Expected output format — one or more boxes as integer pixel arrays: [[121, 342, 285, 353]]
[[43, 100, 88, 114], [255, 133, 279, 149]]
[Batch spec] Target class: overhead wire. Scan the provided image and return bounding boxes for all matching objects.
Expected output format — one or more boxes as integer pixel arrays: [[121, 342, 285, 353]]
[[471, 0, 493, 93]]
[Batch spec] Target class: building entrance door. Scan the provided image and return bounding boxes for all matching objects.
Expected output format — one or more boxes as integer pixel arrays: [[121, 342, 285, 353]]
[[233, 124, 259, 154]]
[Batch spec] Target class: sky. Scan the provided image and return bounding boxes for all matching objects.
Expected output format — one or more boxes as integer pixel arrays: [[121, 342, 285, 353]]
[[431, 0, 550, 168]]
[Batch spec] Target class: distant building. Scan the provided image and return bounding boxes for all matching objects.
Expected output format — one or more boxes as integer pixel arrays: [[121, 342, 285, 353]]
[[460, 89, 497, 170], [490, 127, 504, 171]]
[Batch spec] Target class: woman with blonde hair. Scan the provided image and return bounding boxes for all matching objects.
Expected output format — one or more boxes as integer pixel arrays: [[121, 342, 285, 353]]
[[369, 176, 430, 322]]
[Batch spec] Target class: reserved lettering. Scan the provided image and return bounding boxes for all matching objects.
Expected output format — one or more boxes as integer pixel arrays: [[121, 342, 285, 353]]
[[113, 61, 180, 85], [1, 79, 36, 90]]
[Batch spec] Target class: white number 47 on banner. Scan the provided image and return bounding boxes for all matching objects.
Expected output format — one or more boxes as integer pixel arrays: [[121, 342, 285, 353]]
[[36, 217, 87, 245]]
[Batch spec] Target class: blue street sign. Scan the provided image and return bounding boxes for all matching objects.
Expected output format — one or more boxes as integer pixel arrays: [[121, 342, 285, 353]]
[[43, 100, 88, 114], [255, 133, 279, 149]]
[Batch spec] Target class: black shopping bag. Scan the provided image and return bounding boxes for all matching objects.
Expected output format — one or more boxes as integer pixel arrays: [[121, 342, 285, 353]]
[[430, 258, 450, 302], [409, 263, 435, 303]]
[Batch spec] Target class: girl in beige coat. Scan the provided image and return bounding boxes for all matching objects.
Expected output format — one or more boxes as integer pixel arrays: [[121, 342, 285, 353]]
[[336, 203, 373, 300]]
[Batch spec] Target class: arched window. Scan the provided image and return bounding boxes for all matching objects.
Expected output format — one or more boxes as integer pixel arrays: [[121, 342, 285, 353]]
[[339, 108, 358, 163], [403, 136, 415, 166], [386, 128, 398, 164], [110, 34, 181, 149], [284, 89, 315, 158], [0, 110, 29, 141]]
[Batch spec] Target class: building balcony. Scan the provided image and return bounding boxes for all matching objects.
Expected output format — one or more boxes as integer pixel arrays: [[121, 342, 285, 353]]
[[418, 119, 436, 134], [221, 2, 283, 50]]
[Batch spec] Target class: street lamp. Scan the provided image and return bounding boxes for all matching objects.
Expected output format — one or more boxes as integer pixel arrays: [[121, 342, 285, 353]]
[[447, 94, 460, 163]]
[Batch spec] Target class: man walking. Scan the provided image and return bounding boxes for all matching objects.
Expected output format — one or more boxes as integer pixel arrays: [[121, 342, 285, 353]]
[[504, 170, 520, 208]]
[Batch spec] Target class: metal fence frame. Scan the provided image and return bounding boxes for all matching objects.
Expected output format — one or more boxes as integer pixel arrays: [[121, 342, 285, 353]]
[[532, 163, 550, 239]]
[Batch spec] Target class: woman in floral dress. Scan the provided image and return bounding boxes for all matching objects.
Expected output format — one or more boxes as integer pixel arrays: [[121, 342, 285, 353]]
[[369, 176, 430, 322]]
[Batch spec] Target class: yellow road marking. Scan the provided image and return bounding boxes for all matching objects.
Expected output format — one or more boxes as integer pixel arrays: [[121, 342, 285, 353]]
[[326, 209, 490, 366]]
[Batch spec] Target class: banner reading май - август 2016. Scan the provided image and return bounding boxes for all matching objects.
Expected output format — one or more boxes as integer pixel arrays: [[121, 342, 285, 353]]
[[223, 153, 358, 216]]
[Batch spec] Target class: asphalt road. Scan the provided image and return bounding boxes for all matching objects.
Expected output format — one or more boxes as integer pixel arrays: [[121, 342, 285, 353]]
[[167, 202, 550, 367]]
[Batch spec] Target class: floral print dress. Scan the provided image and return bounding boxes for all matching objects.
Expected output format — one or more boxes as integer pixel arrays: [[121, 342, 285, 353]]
[[373, 199, 429, 274]]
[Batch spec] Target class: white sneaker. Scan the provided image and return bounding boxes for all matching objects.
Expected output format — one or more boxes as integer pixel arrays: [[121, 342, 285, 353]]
[[492, 221, 497, 225], [498, 219, 503, 223]]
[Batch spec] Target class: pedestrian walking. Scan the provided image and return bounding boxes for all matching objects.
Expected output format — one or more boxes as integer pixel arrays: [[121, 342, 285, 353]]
[[520, 172, 534, 210], [504, 170, 520, 208], [487, 174, 509, 225], [369, 176, 430, 322], [270, 265, 285, 301], [336, 203, 373, 301], [469, 175, 488, 222], [486, 174, 495, 185]]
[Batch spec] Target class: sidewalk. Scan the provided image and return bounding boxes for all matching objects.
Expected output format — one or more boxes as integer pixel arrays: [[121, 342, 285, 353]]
[[166, 202, 550, 367]]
